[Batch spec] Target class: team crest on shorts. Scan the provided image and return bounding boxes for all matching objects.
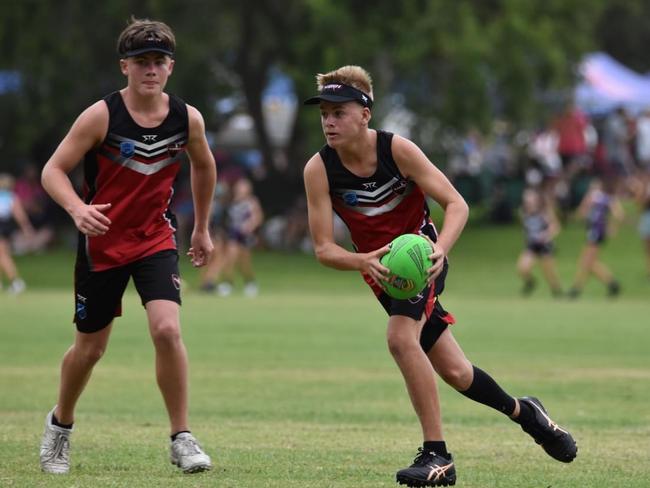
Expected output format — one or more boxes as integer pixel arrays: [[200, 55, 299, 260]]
[[120, 141, 135, 158]]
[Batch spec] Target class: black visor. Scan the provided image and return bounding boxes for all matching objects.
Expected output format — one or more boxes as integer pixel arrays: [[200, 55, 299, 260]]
[[304, 83, 373, 108], [121, 38, 174, 58]]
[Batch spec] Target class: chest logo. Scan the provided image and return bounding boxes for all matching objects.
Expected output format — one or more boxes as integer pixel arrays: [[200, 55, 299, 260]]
[[343, 192, 358, 206], [142, 134, 157, 142], [362, 182, 377, 190], [120, 141, 135, 158], [391, 179, 407, 195], [168, 143, 184, 156]]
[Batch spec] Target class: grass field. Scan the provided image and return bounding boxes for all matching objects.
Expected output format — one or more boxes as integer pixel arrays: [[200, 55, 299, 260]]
[[1, 218, 649, 487]]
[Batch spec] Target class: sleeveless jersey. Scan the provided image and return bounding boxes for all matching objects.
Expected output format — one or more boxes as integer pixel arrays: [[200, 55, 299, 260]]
[[523, 212, 550, 245], [0, 190, 14, 221], [586, 189, 610, 240], [320, 130, 444, 296], [79, 91, 188, 271]]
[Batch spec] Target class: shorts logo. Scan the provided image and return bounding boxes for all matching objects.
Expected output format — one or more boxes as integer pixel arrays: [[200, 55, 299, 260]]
[[343, 191, 358, 206], [408, 292, 424, 304], [75, 302, 87, 320], [171, 274, 181, 290], [120, 141, 135, 158]]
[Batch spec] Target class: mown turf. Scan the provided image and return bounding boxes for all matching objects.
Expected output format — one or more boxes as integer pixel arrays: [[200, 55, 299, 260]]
[[1, 219, 648, 487]]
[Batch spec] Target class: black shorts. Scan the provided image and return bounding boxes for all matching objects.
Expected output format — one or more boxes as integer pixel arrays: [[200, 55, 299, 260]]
[[0, 219, 14, 239], [378, 284, 456, 353], [74, 249, 182, 333], [526, 241, 554, 256]]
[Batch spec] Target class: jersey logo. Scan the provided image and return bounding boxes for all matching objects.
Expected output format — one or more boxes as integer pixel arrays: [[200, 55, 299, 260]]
[[167, 143, 184, 156], [343, 191, 358, 206], [120, 141, 135, 158], [362, 182, 377, 190], [142, 135, 158, 142], [391, 179, 407, 195]]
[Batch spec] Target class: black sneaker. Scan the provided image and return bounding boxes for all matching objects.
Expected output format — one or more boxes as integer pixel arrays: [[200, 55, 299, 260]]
[[521, 278, 536, 296], [607, 280, 621, 297], [396, 448, 456, 487], [517, 396, 577, 463]]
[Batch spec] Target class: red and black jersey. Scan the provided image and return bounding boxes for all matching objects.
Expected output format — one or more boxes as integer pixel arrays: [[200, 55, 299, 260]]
[[78, 91, 188, 271], [320, 130, 446, 296]]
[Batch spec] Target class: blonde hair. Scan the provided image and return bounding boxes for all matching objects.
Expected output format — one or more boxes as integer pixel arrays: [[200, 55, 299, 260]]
[[0, 173, 14, 191], [316, 65, 374, 100], [117, 16, 176, 56]]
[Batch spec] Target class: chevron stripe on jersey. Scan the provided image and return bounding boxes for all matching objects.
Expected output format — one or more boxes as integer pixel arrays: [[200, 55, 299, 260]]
[[106, 131, 188, 159], [320, 130, 436, 254], [98, 143, 185, 176], [77, 91, 189, 271]]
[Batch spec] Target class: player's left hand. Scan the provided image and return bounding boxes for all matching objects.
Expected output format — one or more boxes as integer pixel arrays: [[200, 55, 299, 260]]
[[187, 229, 214, 267], [419, 233, 446, 282]]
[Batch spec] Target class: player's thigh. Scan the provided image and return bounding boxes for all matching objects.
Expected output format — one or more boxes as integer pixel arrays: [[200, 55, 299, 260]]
[[74, 263, 130, 333], [386, 314, 425, 347], [145, 299, 181, 339]]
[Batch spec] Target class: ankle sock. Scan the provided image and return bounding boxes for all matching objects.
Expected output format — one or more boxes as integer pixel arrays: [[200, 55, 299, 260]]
[[423, 440, 449, 458], [51, 413, 73, 429], [171, 430, 191, 442]]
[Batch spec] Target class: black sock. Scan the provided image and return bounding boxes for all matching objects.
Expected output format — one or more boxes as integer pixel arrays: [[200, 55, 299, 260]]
[[423, 440, 449, 458], [51, 413, 73, 430], [513, 400, 534, 425], [171, 430, 191, 442], [459, 365, 517, 415]]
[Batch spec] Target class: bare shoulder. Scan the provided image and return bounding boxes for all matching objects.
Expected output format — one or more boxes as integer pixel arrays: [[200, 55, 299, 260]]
[[186, 104, 205, 127], [73, 100, 109, 134], [391, 133, 424, 160], [303, 152, 325, 178]]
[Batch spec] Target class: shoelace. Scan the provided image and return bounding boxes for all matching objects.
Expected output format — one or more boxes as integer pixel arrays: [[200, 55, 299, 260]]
[[411, 447, 435, 467], [176, 438, 202, 456], [43, 431, 70, 464]]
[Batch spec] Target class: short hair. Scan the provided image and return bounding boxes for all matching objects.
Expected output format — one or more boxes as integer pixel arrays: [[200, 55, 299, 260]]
[[117, 16, 176, 57], [316, 66, 373, 100]]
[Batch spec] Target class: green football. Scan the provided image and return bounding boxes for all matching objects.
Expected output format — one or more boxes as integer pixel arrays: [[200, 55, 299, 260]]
[[380, 234, 433, 300]]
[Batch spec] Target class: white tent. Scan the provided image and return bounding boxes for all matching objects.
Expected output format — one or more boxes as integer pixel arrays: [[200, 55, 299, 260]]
[[576, 52, 650, 115]]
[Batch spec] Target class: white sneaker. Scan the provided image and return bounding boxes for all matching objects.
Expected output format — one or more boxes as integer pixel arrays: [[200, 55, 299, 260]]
[[170, 432, 212, 473], [7, 278, 25, 295], [40, 407, 72, 474], [216, 282, 232, 297], [243, 281, 259, 297]]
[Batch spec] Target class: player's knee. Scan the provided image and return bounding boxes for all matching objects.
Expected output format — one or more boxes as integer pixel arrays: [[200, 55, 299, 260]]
[[150, 319, 181, 347], [438, 361, 473, 390], [386, 331, 416, 358], [77, 343, 106, 364]]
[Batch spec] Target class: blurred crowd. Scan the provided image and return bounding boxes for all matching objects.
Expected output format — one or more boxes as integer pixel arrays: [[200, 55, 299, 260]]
[[2, 103, 650, 294]]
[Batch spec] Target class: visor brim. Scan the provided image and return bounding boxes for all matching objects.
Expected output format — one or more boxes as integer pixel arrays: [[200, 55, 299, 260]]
[[303, 94, 361, 105], [122, 47, 174, 58]]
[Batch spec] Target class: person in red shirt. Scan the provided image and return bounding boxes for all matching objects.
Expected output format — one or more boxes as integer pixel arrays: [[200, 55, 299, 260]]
[[303, 65, 577, 487], [39, 17, 215, 475]]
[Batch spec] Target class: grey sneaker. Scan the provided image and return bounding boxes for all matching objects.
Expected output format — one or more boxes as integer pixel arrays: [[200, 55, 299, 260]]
[[170, 432, 212, 473], [39, 407, 72, 474]]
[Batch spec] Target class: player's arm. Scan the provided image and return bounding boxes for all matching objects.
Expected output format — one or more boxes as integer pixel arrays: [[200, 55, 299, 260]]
[[246, 196, 264, 233], [546, 208, 561, 240], [41, 101, 112, 236], [11, 197, 34, 236], [303, 154, 389, 284], [185, 104, 216, 267], [391, 135, 469, 275]]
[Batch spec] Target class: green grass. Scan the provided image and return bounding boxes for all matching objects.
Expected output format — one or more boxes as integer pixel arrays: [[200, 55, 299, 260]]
[[1, 218, 649, 487]]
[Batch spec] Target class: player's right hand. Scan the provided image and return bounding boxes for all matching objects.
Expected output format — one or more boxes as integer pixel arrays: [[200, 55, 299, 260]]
[[71, 203, 112, 236], [361, 244, 391, 289]]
